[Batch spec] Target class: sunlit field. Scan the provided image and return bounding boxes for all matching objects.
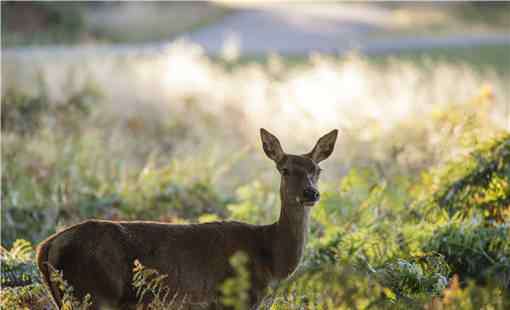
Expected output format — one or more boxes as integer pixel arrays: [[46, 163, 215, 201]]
[[2, 40, 510, 308]]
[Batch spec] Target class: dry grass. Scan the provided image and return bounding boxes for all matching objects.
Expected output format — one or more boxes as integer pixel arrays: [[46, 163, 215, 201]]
[[3, 42, 508, 177]]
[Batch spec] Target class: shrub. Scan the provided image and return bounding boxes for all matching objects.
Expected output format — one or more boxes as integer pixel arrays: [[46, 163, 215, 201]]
[[374, 254, 450, 298], [425, 134, 510, 224], [49, 267, 93, 309], [269, 264, 388, 309], [427, 275, 510, 310], [2, 2, 86, 46], [0, 284, 50, 310], [0, 240, 51, 309], [423, 223, 510, 288], [1, 240, 40, 287], [220, 252, 251, 309], [1, 84, 100, 136], [227, 181, 279, 224]]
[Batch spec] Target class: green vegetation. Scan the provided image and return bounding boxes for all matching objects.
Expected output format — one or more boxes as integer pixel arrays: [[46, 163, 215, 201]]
[[1, 44, 509, 308], [452, 2, 510, 29], [1, 2, 86, 47], [220, 252, 251, 309], [225, 44, 510, 77], [132, 260, 176, 308], [370, 44, 510, 77], [2, 2, 230, 46], [372, 2, 510, 38], [83, 2, 231, 44]]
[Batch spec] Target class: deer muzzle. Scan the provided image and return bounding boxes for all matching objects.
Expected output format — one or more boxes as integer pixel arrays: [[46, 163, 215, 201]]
[[302, 187, 320, 206]]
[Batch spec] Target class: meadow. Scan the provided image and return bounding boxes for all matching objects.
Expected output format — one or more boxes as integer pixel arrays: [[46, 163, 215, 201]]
[[1, 41, 509, 309]]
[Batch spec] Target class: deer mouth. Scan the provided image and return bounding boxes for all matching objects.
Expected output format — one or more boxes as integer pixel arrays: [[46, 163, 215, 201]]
[[302, 200, 318, 207], [297, 197, 319, 207]]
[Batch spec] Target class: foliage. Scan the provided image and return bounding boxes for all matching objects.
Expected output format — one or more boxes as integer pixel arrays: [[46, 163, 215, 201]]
[[2, 2, 231, 46], [1, 240, 40, 287], [220, 252, 251, 309], [374, 254, 449, 298], [1, 83, 101, 136], [269, 264, 386, 309], [433, 134, 510, 224], [427, 275, 510, 310], [1, 87, 232, 246], [2, 2, 85, 46], [453, 2, 510, 28], [0, 240, 92, 310], [0, 284, 50, 310], [132, 259, 185, 309], [424, 223, 510, 288], [227, 181, 279, 224], [49, 267, 93, 310], [116, 160, 231, 220]]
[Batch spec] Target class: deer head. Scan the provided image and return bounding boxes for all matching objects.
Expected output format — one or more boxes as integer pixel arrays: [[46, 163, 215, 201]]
[[260, 128, 338, 207]]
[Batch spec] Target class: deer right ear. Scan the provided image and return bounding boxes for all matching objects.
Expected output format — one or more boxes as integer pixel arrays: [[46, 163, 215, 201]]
[[306, 129, 338, 163], [260, 128, 285, 163]]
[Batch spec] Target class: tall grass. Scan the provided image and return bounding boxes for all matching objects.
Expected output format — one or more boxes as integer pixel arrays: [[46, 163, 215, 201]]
[[4, 41, 508, 174]]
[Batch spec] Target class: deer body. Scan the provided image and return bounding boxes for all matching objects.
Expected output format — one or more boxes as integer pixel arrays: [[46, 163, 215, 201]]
[[37, 129, 338, 309]]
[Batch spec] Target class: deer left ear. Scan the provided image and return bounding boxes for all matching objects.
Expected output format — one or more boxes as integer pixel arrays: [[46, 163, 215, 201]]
[[306, 129, 338, 163], [260, 128, 286, 163]]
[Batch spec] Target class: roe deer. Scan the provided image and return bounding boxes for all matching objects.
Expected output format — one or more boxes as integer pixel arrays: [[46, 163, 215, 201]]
[[37, 128, 338, 309]]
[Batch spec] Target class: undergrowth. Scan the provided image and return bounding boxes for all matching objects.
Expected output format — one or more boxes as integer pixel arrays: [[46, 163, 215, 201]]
[[2, 134, 508, 308]]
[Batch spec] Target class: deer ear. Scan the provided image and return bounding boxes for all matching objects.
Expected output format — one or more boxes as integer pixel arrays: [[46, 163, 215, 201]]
[[260, 128, 285, 162], [306, 129, 338, 163]]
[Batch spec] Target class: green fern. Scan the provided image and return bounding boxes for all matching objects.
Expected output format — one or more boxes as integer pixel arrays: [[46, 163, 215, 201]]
[[132, 259, 184, 309], [49, 266, 93, 310]]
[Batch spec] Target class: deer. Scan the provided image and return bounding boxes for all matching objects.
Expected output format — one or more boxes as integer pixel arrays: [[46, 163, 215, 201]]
[[36, 128, 338, 309]]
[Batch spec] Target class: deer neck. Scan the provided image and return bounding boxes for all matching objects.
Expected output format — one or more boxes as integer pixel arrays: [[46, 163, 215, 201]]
[[271, 184, 311, 279]]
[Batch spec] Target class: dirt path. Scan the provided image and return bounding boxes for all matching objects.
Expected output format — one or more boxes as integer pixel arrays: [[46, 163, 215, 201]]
[[3, 4, 510, 57], [184, 4, 390, 55], [184, 4, 510, 55]]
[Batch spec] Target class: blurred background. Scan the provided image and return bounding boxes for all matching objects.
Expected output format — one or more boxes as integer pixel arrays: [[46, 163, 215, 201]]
[[1, 1, 510, 308]]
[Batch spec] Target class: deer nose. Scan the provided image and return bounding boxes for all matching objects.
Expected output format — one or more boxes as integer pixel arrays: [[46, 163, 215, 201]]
[[303, 188, 320, 201]]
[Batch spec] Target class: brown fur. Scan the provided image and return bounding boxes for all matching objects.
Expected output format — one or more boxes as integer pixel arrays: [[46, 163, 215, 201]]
[[36, 129, 338, 309]]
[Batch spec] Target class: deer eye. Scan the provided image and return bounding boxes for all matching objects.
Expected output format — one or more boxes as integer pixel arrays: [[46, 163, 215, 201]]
[[281, 168, 290, 176]]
